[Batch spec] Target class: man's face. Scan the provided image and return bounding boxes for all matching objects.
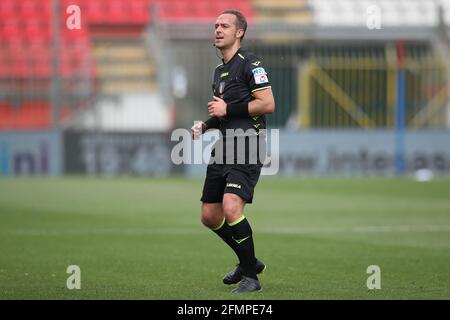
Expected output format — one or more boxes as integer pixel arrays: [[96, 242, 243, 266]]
[[214, 14, 242, 49]]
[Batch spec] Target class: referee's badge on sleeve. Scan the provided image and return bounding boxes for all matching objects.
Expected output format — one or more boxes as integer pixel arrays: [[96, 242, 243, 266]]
[[252, 67, 269, 84], [219, 82, 225, 94]]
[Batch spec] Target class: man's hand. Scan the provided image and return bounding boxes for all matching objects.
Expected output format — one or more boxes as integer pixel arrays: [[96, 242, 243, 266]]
[[191, 121, 205, 140], [207, 96, 227, 117]]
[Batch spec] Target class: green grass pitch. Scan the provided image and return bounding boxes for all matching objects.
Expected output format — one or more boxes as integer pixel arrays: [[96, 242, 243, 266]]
[[0, 177, 449, 299]]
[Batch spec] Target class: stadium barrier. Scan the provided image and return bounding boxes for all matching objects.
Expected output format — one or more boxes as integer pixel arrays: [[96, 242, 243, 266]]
[[63, 131, 177, 176], [164, 40, 449, 130], [1, 129, 449, 177], [0, 131, 62, 176], [299, 55, 449, 129], [185, 130, 450, 177]]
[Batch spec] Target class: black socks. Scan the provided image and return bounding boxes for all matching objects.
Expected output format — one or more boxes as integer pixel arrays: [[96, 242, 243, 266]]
[[213, 216, 257, 279], [212, 219, 240, 258]]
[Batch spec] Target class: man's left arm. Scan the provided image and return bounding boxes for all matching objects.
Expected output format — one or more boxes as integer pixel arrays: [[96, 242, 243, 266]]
[[248, 87, 275, 116], [246, 57, 275, 116], [207, 57, 275, 118]]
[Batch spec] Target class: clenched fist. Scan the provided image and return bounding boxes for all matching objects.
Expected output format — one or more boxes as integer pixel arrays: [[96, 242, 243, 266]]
[[207, 96, 227, 117], [191, 121, 205, 140]]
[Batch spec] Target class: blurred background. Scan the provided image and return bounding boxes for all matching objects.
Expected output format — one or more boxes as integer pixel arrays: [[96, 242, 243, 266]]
[[1, 0, 450, 178], [1, 0, 450, 300]]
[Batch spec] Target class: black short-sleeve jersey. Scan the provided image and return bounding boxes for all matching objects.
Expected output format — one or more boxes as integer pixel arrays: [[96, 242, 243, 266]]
[[212, 47, 271, 137]]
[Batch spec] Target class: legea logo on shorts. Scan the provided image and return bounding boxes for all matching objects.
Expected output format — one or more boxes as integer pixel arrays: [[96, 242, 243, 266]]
[[226, 183, 241, 189], [170, 127, 279, 175]]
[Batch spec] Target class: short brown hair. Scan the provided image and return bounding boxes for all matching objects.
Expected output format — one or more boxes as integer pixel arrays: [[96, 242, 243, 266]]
[[221, 9, 247, 41]]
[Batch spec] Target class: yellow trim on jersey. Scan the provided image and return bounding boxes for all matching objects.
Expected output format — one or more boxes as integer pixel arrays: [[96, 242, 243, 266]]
[[211, 218, 225, 231], [228, 215, 245, 227], [215, 63, 224, 69], [238, 53, 245, 60], [251, 86, 271, 93]]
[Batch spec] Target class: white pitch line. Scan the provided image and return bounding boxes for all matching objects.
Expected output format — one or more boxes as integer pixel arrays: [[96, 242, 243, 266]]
[[351, 225, 450, 233], [259, 225, 450, 234], [2, 225, 450, 236]]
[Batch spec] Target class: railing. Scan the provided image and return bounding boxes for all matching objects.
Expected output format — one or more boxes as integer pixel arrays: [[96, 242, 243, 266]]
[[299, 54, 449, 128]]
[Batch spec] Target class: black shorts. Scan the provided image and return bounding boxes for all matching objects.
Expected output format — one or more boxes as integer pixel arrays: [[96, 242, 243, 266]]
[[201, 163, 262, 204]]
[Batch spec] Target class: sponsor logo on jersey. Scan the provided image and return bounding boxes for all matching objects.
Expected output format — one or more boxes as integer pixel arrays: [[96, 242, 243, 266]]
[[252, 67, 269, 84], [252, 61, 261, 66]]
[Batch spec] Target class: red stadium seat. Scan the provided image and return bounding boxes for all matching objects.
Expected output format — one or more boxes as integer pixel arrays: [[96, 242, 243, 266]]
[[0, 0, 16, 20], [195, 1, 216, 20], [0, 102, 51, 130], [28, 45, 51, 65], [0, 64, 7, 77], [23, 20, 45, 42], [154, 0, 253, 23], [79, 0, 151, 25], [32, 63, 52, 78], [19, 0, 38, 11], [0, 0, 157, 130], [109, 0, 128, 23], [85, 0, 105, 24], [0, 0, 16, 11], [11, 61, 29, 78], [2, 19, 21, 41], [129, 0, 150, 24]]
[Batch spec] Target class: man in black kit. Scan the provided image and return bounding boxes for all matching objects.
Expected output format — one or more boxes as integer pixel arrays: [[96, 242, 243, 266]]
[[191, 10, 275, 293]]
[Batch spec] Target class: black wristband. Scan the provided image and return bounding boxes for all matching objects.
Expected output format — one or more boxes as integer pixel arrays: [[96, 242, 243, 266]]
[[203, 117, 220, 133], [226, 103, 249, 117]]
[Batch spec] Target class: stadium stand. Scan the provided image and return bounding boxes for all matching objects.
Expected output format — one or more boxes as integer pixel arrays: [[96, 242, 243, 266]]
[[0, 0, 158, 130], [0, 2, 94, 79], [252, 0, 312, 25], [153, 0, 253, 23], [0, 0, 258, 130], [0, 0, 97, 130], [93, 38, 158, 94], [310, 0, 443, 27], [1, 0, 449, 130], [82, 0, 150, 25], [0, 101, 51, 130]]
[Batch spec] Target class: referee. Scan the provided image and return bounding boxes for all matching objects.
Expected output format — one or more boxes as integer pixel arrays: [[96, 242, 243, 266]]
[[191, 10, 275, 293]]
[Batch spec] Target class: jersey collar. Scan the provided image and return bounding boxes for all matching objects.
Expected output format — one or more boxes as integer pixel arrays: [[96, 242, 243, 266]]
[[222, 47, 243, 65]]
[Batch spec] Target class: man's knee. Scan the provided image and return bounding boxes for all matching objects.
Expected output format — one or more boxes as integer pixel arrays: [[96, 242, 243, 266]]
[[222, 193, 245, 221], [201, 203, 223, 228]]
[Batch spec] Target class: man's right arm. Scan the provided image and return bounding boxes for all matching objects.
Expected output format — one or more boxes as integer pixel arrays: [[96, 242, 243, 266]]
[[191, 117, 220, 139], [203, 117, 220, 132]]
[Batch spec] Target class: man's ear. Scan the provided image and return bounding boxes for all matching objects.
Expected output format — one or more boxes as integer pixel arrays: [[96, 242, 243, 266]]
[[236, 29, 244, 39]]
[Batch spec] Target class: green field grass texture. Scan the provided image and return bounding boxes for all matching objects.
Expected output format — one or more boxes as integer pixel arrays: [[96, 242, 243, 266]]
[[0, 177, 449, 299]]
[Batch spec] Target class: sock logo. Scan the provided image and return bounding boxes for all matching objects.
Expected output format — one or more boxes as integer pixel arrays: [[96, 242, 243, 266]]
[[233, 236, 251, 244], [226, 183, 241, 189]]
